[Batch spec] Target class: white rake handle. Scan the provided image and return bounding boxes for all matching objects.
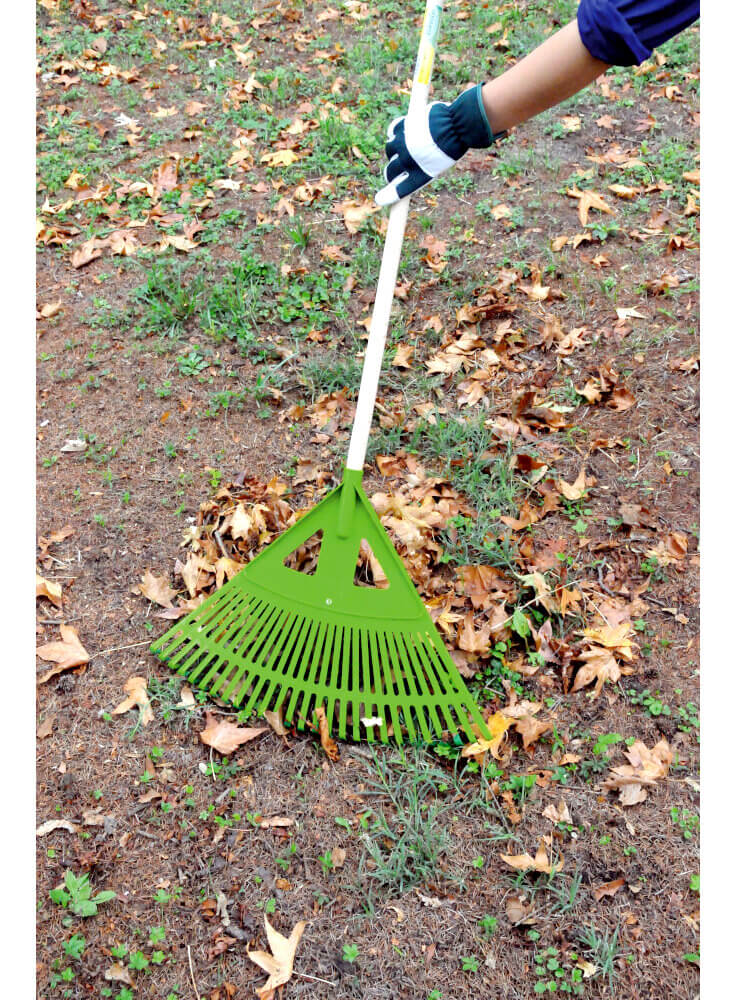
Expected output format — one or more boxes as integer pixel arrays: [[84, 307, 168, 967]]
[[345, 0, 444, 472]]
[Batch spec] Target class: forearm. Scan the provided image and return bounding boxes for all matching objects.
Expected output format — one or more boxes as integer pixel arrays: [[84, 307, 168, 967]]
[[481, 19, 610, 135]]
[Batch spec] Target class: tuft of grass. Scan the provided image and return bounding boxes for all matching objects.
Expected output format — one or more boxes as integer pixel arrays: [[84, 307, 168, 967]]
[[578, 923, 623, 989], [356, 747, 456, 900]]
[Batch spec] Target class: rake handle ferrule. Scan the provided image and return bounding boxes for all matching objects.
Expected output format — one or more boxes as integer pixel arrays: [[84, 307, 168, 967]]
[[336, 468, 363, 538], [345, 0, 444, 473]]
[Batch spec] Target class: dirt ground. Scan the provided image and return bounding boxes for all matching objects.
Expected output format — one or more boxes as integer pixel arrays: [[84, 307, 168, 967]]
[[36, 2, 700, 998]]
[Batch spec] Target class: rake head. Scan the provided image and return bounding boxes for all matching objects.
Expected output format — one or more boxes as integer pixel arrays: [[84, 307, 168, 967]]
[[150, 470, 489, 744]]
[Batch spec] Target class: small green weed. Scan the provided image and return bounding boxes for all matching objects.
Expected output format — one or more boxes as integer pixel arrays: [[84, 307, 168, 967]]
[[50, 871, 116, 917]]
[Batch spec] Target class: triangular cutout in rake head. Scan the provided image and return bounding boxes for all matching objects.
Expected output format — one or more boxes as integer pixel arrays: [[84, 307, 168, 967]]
[[150, 470, 489, 744]]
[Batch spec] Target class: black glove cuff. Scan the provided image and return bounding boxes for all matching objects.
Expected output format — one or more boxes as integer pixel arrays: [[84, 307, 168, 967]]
[[449, 83, 505, 149]]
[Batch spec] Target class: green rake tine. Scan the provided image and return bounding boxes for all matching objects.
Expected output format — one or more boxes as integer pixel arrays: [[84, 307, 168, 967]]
[[253, 612, 307, 716], [348, 629, 360, 742], [365, 629, 389, 744], [375, 631, 404, 746], [404, 634, 446, 738], [195, 599, 275, 689], [384, 632, 418, 744], [273, 616, 316, 722], [284, 619, 324, 729], [423, 636, 483, 740], [313, 621, 337, 726], [362, 628, 379, 744], [231, 609, 298, 710], [322, 624, 344, 739], [269, 614, 311, 717], [216, 605, 292, 701]]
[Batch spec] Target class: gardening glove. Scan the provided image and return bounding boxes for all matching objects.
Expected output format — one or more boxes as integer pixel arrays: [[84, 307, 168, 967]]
[[375, 83, 504, 207]]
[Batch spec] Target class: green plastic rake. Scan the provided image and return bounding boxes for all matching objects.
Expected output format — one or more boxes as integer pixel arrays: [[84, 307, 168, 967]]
[[151, 0, 490, 745]]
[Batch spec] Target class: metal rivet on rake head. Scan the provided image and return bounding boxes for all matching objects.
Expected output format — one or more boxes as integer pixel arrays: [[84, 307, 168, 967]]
[[325, 598, 332, 605]]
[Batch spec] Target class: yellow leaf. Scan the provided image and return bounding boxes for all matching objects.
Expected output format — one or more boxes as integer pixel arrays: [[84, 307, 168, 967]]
[[501, 839, 564, 874], [461, 712, 513, 761], [260, 149, 299, 168]]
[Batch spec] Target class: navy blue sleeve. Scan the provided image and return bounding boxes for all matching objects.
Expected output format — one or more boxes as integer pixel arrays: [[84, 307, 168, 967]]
[[577, 0, 700, 65]]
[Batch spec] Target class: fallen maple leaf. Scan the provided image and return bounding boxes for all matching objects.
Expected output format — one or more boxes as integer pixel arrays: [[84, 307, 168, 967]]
[[501, 839, 564, 875], [557, 466, 587, 501], [456, 611, 492, 655], [593, 877, 626, 901], [199, 712, 266, 754], [333, 198, 377, 233], [567, 187, 613, 226], [392, 343, 414, 369], [112, 676, 154, 726], [104, 964, 132, 986], [615, 306, 646, 322], [572, 646, 622, 698], [264, 707, 288, 737], [176, 685, 196, 709], [603, 738, 672, 805], [38, 714, 56, 739], [314, 706, 339, 761], [248, 917, 307, 1000], [135, 569, 178, 608], [36, 573, 62, 608], [260, 148, 299, 168], [511, 713, 553, 749], [542, 799, 572, 825], [581, 623, 636, 660], [37, 625, 90, 685], [462, 711, 513, 762]]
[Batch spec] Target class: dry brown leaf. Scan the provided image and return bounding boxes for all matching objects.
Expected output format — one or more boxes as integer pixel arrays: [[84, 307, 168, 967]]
[[264, 707, 288, 737], [37, 625, 90, 685], [104, 964, 132, 986], [457, 611, 492, 655], [38, 714, 56, 739], [247, 916, 307, 1000], [82, 809, 107, 827], [572, 646, 622, 698], [542, 799, 572, 825], [135, 569, 178, 608], [593, 877, 626, 901], [36, 573, 62, 607], [112, 676, 154, 726], [567, 187, 614, 226], [603, 738, 672, 805], [200, 712, 266, 755], [333, 198, 377, 234], [557, 466, 587, 501], [331, 846, 346, 869], [36, 819, 79, 836], [314, 706, 339, 761], [501, 840, 564, 875], [392, 343, 414, 369], [511, 714, 553, 749], [581, 623, 636, 659], [176, 685, 196, 709], [505, 893, 533, 924]]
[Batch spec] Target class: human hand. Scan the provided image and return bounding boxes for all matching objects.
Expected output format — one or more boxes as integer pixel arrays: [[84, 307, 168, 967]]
[[375, 83, 501, 206]]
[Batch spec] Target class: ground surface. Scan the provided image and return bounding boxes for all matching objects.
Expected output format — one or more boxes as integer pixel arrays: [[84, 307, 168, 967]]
[[36, 2, 700, 998]]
